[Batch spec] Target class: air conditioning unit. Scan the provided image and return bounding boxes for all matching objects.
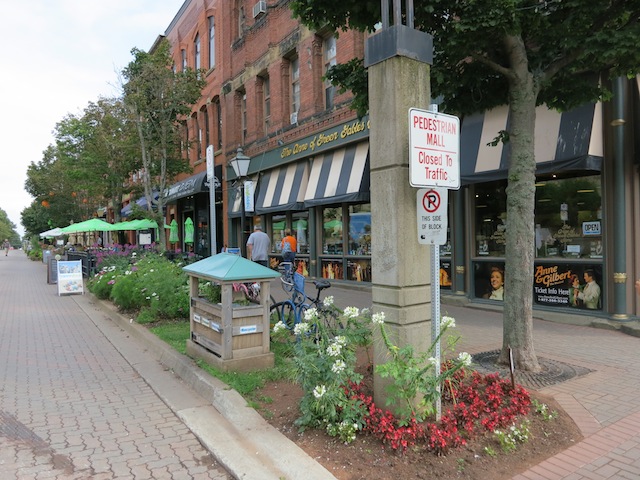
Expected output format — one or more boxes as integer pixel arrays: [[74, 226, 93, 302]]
[[290, 111, 298, 125], [252, 0, 267, 18]]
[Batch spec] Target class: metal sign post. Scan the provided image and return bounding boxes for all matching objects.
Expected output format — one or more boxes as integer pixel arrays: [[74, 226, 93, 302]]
[[411, 103, 459, 421], [417, 187, 447, 421], [206, 145, 217, 255]]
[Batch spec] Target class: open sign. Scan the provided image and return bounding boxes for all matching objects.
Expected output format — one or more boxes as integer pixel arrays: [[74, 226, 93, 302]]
[[582, 221, 601, 236]]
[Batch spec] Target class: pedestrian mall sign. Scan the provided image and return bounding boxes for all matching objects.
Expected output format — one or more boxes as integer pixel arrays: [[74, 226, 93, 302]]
[[409, 108, 460, 189], [417, 188, 448, 245]]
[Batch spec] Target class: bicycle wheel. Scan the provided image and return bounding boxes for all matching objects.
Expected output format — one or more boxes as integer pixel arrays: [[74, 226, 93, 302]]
[[270, 300, 297, 330]]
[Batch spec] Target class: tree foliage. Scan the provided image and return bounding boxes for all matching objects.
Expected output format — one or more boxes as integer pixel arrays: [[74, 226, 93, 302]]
[[121, 38, 206, 249], [291, 0, 640, 371], [0, 207, 20, 244], [23, 97, 139, 234]]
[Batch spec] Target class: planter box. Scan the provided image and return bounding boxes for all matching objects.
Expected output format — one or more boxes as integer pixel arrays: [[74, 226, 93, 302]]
[[183, 253, 280, 372]]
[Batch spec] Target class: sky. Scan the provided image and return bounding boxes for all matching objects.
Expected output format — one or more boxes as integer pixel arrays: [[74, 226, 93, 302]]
[[0, 0, 183, 237]]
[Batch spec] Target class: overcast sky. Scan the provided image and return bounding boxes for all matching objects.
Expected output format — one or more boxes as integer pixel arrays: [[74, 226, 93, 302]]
[[0, 0, 183, 237]]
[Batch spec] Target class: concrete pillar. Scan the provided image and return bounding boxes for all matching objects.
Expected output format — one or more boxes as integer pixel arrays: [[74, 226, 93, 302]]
[[365, 20, 434, 405]]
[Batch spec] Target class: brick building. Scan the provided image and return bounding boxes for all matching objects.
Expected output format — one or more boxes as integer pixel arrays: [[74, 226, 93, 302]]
[[160, 0, 372, 281]]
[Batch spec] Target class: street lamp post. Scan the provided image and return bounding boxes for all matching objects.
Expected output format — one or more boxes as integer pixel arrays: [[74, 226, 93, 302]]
[[229, 147, 250, 257]]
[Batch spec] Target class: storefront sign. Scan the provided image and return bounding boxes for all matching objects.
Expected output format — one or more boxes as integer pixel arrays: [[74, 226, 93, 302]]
[[582, 221, 601, 235], [409, 108, 460, 189], [417, 188, 448, 245]]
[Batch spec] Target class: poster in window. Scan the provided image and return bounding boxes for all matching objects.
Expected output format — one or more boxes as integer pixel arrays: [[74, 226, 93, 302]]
[[474, 263, 505, 301], [439, 260, 452, 289], [533, 263, 602, 310]]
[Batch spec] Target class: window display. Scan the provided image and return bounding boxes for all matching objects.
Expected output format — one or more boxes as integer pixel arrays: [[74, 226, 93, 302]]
[[322, 207, 343, 254], [292, 212, 309, 254], [348, 204, 371, 255], [473, 176, 602, 259]]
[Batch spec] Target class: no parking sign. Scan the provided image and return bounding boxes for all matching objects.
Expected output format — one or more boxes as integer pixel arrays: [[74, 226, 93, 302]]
[[417, 188, 448, 245]]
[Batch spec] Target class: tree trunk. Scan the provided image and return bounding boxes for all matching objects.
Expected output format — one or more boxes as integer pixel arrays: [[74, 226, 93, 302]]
[[498, 36, 541, 372]]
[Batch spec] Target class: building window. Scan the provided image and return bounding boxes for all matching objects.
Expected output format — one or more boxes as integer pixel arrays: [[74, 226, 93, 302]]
[[237, 2, 245, 38], [263, 76, 271, 134], [192, 113, 201, 161], [194, 34, 201, 71], [208, 16, 215, 69], [323, 36, 337, 109], [322, 207, 343, 255], [181, 49, 187, 71], [240, 91, 247, 143], [202, 106, 210, 149], [214, 97, 222, 149], [290, 57, 300, 117]]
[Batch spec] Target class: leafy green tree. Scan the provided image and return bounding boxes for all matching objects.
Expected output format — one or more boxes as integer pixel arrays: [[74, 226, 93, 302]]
[[0, 207, 20, 244], [291, 0, 640, 370], [21, 201, 52, 238], [121, 38, 206, 249]]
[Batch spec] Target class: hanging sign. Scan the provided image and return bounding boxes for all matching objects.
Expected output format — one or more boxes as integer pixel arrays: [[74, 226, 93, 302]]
[[409, 108, 460, 189]]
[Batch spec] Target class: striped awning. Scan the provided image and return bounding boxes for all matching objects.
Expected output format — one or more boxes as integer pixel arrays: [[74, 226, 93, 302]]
[[460, 103, 603, 184], [255, 161, 309, 214], [304, 142, 370, 207]]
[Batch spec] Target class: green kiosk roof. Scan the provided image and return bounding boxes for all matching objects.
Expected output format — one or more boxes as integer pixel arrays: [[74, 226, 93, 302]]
[[182, 252, 281, 282]]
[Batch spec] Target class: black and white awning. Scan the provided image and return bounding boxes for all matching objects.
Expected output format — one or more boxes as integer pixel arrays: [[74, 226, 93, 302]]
[[254, 161, 309, 214], [460, 103, 604, 184], [304, 142, 370, 207]]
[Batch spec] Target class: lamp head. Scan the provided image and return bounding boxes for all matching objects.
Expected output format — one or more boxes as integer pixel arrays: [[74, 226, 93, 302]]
[[230, 147, 250, 178]]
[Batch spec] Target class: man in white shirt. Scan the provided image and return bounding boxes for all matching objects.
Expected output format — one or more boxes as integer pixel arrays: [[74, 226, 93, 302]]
[[578, 269, 601, 309]]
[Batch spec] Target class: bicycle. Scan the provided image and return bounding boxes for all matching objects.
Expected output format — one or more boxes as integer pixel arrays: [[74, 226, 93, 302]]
[[269, 272, 342, 335]]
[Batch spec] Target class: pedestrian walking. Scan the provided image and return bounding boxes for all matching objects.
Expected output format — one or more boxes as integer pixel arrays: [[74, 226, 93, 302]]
[[246, 225, 270, 267], [3, 239, 10, 256]]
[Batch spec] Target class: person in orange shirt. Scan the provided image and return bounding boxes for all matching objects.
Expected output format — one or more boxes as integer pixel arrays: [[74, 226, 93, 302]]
[[281, 229, 297, 263]]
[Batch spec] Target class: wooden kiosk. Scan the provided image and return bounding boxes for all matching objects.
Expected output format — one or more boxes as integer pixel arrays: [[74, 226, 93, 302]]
[[183, 253, 280, 372]]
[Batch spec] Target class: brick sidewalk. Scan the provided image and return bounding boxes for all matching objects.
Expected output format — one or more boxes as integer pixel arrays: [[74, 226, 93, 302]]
[[0, 253, 231, 480]]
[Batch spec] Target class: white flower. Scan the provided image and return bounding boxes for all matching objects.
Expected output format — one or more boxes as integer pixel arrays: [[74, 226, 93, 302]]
[[326, 343, 342, 357], [152, 292, 157, 297], [313, 385, 326, 399], [131, 252, 137, 257], [331, 360, 346, 374], [150, 269, 154, 272], [344, 306, 360, 318], [273, 321, 287, 333], [146, 296, 151, 300], [323, 296, 334, 307], [294, 322, 310, 336], [333, 335, 347, 346], [372, 312, 385, 325], [441, 316, 456, 328], [108, 266, 116, 271], [427, 356, 438, 366], [125, 270, 131, 275], [303, 308, 318, 322], [458, 351, 473, 366]]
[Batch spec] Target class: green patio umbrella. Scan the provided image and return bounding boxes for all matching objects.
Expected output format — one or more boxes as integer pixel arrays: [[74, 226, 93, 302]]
[[61, 218, 116, 233], [169, 219, 179, 243], [184, 217, 194, 244]]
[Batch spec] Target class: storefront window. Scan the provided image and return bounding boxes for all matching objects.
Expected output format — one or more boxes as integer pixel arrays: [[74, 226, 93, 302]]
[[474, 182, 507, 257], [347, 204, 371, 255], [473, 176, 602, 259], [271, 215, 286, 254], [292, 212, 309, 254], [322, 207, 343, 255], [534, 176, 602, 259]]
